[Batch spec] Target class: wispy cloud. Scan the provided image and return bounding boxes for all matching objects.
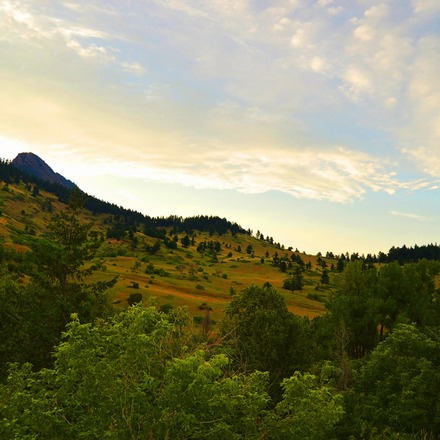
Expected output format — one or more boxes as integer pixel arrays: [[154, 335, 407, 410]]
[[122, 62, 147, 75], [390, 210, 435, 222], [39, 138, 432, 204]]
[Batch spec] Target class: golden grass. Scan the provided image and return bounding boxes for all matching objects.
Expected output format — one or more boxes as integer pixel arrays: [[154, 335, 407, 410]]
[[0, 181, 336, 322]]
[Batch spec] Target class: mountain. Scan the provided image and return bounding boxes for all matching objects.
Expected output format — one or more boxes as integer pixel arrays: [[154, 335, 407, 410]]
[[12, 152, 76, 190]]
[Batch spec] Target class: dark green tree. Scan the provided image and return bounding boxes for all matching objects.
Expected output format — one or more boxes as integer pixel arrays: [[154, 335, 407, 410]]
[[180, 234, 191, 248], [336, 258, 345, 272], [0, 269, 34, 377], [375, 261, 408, 339], [283, 266, 303, 293], [403, 259, 440, 326], [320, 269, 330, 285], [344, 324, 440, 438], [30, 201, 116, 322], [221, 284, 313, 392], [328, 261, 380, 358]]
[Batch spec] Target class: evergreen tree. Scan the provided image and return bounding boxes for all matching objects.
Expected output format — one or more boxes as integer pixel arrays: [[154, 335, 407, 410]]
[[320, 269, 330, 284], [180, 234, 191, 248]]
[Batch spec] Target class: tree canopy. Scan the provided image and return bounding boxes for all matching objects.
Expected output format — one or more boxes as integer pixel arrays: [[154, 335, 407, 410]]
[[0, 305, 344, 440]]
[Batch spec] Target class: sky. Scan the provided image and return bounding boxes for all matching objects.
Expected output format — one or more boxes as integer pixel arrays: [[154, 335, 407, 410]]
[[1, 0, 440, 256]]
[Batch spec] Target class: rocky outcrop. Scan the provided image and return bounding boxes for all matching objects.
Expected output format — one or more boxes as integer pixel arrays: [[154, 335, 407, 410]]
[[12, 152, 76, 189]]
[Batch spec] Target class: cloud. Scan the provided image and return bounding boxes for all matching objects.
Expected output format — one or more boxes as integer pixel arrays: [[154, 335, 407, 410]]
[[122, 62, 147, 75], [318, 0, 334, 6], [390, 210, 435, 222], [397, 35, 440, 177], [364, 3, 388, 20], [412, 0, 440, 14], [340, 67, 373, 101], [0, 1, 130, 73], [327, 6, 343, 15], [66, 39, 112, 60], [58, 26, 108, 40], [2, 0, 440, 203], [0, 73, 412, 205], [290, 27, 307, 48], [41, 137, 418, 204]]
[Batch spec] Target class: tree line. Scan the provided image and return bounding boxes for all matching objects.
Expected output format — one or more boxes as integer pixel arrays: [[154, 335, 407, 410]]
[[324, 244, 440, 266]]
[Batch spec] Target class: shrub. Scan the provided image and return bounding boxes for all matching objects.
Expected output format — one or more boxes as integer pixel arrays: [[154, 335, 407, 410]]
[[127, 293, 142, 306], [159, 303, 173, 314], [306, 292, 324, 302]]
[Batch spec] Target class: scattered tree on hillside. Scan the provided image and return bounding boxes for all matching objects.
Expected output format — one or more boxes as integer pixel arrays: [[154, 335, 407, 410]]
[[336, 258, 345, 272], [320, 269, 330, 285], [283, 266, 303, 293], [180, 234, 191, 248], [145, 240, 161, 255]]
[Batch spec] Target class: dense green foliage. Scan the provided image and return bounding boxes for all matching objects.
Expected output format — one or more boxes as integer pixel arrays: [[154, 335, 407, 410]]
[[0, 306, 343, 439], [349, 324, 440, 437], [328, 260, 440, 358], [221, 285, 315, 391]]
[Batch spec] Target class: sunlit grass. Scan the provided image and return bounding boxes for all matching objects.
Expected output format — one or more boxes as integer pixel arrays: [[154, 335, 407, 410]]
[[0, 180, 337, 324]]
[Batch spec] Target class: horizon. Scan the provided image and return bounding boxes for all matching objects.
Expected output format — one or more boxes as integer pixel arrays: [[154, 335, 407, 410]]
[[1, 1, 439, 255]]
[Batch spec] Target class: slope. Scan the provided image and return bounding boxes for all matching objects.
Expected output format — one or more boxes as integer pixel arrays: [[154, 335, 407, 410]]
[[0, 159, 336, 324]]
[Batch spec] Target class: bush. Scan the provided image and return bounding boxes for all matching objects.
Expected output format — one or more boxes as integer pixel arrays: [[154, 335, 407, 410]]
[[145, 263, 155, 274], [127, 293, 142, 306], [306, 292, 324, 302], [156, 268, 170, 277], [159, 303, 173, 314]]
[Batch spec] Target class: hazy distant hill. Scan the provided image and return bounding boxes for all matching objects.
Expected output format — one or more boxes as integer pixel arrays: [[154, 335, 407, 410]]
[[12, 152, 76, 190]]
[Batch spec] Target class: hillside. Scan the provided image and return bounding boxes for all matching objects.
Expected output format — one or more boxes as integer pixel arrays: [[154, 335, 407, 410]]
[[0, 159, 337, 323]]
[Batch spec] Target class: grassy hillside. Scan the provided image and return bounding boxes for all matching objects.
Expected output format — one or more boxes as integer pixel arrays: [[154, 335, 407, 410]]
[[0, 179, 337, 324]]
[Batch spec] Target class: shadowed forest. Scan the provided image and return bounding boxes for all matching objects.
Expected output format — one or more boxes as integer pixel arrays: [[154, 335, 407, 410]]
[[1, 159, 440, 439]]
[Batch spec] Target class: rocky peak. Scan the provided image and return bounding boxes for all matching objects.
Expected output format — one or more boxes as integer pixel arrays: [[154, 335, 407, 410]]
[[12, 152, 76, 189]]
